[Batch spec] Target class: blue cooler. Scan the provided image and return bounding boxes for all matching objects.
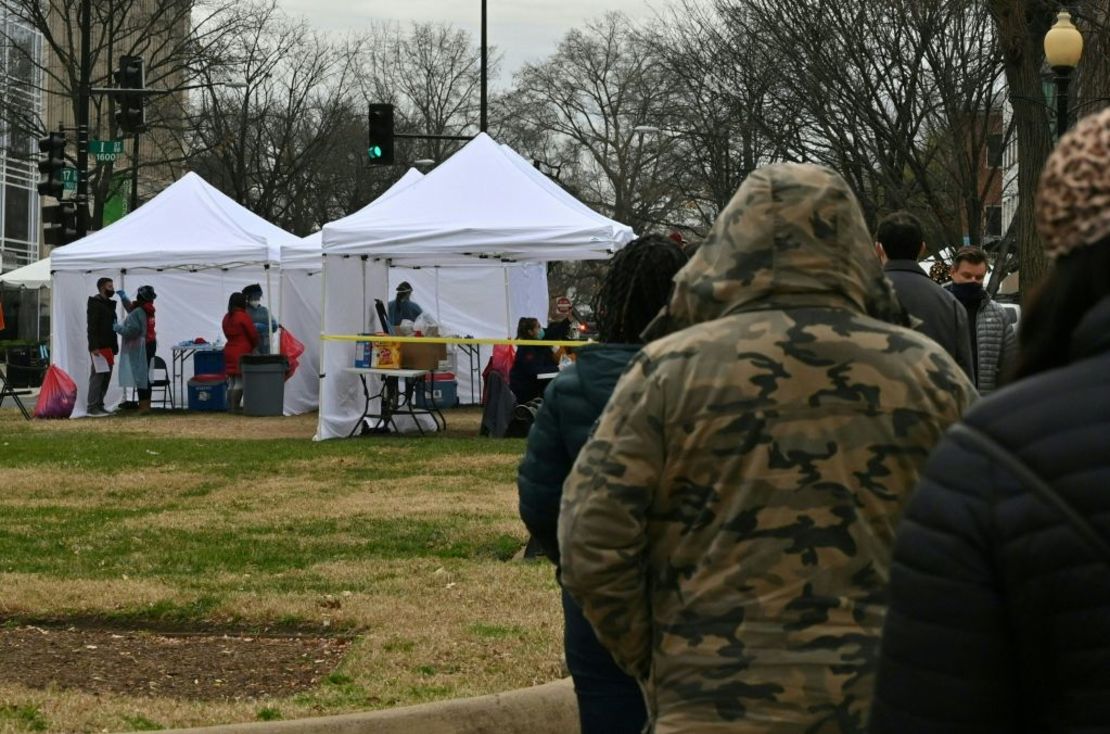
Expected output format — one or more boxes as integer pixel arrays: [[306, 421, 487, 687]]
[[193, 349, 225, 377], [188, 375, 228, 411], [416, 372, 458, 409]]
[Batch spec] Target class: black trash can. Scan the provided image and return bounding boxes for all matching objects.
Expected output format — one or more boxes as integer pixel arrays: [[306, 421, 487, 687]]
[[240, 354, 287, 417]]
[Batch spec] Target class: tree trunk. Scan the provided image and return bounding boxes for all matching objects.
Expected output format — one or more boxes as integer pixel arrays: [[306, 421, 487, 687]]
[[990, 0, 1057, 299]]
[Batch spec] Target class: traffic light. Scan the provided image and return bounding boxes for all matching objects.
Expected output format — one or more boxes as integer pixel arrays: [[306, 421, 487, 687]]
[[37, 132, 66, 198], [114, 55, 146, 134], [42, 201, 79, 246], [368, 103, 395, 165]]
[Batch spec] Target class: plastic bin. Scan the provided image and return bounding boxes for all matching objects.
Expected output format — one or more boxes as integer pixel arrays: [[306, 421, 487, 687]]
[[188, 376, 228, 411], [241, 354, 287, 416], [193, 349, 225, 377], [415, 372, 458, 410]]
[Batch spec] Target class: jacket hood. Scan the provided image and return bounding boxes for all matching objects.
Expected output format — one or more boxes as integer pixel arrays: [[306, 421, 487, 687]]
[[574, 344, 642, 410], [653, 163, 908, 333]]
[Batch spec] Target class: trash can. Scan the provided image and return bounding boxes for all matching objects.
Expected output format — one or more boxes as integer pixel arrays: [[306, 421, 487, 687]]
[[240, 354, 287, 416]]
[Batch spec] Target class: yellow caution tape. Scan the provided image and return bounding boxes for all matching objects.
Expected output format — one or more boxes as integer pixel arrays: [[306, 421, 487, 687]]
[[320, 333, 591, 348]]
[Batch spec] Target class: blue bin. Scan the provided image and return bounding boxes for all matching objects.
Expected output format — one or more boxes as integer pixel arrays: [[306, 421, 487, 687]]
[[193, 349, 225, 377], [415, 373, 458, 409], [188, 378, 228, 411]]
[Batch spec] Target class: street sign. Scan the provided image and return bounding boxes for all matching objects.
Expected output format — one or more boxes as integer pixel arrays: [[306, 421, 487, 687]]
[[88, 139, 125, 162], [61, 167, 79, 192], [555, 296, 573, 315]]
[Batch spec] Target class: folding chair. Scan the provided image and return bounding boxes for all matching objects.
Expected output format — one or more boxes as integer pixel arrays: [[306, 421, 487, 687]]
[[148, 355, 174, 410], [0, 363, 31, 420]]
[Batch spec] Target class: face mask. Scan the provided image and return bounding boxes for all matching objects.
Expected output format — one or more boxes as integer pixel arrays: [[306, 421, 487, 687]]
[[950, 282, 984, 302], [536, 328, 546, 340], [103, 289, 115, 298], [248, 299, 261, 308]]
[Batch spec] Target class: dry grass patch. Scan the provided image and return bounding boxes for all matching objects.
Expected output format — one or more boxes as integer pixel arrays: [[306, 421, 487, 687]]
[[0, 574, 181, 619]]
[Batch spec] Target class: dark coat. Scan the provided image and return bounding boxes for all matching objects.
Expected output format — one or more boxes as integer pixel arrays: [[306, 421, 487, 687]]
[[509, 345, 558, 404], [884, 260, 974, 380], [517, 344, 641, 564], [222, 309, 259, 377], [86, 295, 118, 353], [871, 295, 1110, 733]]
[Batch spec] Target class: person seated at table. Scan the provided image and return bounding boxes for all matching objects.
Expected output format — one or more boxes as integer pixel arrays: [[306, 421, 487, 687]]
[[510, 317, 557, 405], [222, 292, 259, 412]]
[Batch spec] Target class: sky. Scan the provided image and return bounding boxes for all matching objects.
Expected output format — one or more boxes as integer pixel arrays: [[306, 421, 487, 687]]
[[275, 0, 661, 80]]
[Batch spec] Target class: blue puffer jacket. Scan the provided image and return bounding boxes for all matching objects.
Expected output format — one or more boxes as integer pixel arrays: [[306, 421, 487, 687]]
[[517, 344, 641, 565]]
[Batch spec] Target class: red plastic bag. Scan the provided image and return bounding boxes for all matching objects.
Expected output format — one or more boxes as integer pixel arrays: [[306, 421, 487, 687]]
[[280, 328, 306, 381], [33, 365, 78, 419]]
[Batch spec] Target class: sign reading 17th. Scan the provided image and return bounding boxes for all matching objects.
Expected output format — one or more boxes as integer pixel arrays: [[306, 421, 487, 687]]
[[88, 139, 125, 162]]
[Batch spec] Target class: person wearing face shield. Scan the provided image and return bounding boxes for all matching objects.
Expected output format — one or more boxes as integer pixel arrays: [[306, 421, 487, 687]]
[[113, 284, 158, 413], [945, 247, 1016, 395], [387, 281, 424, 328], [241, 284, 279, 354]]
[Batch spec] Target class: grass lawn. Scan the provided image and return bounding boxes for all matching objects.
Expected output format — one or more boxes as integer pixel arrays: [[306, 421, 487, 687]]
[[0, 407, 564, 733]]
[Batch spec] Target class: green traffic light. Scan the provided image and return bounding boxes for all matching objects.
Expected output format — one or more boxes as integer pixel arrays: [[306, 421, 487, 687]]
[[369, 145, 382, 159]]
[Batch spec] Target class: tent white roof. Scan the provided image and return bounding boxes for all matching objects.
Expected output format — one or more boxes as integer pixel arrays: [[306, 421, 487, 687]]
[[283, 168, 425, 270], [0, 257, 50, 289], [51, 172, 299, 272], [321, 134, 634, 263]]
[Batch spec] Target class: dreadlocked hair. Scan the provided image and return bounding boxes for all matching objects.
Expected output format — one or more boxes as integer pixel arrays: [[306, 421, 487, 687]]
[[594, 234, 688, 344]]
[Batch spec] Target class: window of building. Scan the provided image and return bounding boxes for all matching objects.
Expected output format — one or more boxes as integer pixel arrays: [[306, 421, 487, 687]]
[[4, 185, 31, 241], [985, 205, 1003, 238], [986, 133, 1004, 169]]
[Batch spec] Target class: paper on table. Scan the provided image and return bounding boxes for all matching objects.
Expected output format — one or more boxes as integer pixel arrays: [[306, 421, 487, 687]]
[[92, 353, 110, 374]]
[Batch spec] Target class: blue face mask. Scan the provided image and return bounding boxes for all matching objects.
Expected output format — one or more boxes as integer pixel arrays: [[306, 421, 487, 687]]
[[536, 328, 546, 340]]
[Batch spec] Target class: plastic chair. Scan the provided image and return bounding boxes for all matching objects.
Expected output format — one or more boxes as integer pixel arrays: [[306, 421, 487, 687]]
[[148, 355, 174, 410], [0, 363, 31, 420]]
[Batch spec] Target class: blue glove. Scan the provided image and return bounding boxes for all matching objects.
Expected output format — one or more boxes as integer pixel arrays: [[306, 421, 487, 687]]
[[116, 289, 129, 301], [112, 322, 124, 334]]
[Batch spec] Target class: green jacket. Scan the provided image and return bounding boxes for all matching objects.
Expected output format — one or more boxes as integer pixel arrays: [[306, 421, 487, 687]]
[[558, 163, 976, 733]]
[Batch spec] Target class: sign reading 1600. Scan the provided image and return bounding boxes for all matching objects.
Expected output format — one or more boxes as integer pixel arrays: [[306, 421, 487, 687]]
[[88, 139, 125, 162]]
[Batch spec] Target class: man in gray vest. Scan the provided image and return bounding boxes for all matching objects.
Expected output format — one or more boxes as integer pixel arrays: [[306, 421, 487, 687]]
[[875, 212, 975, 381], [945, 246, 1016, 395]]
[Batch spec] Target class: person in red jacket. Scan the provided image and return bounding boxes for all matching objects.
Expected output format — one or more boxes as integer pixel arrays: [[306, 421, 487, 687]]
[[222, 291, 259, 412]]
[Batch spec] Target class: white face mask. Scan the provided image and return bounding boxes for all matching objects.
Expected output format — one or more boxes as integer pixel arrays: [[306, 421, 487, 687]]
[[248, 299, 261, 308]]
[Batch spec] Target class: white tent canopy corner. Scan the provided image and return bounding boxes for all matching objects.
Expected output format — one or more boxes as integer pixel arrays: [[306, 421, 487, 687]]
[[0, 257, 51, 289]]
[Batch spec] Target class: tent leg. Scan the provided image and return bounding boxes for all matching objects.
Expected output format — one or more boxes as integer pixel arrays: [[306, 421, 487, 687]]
[[265, 265, 274, 354], [316, 257, 328, 440], [503, 265, 511, 338]]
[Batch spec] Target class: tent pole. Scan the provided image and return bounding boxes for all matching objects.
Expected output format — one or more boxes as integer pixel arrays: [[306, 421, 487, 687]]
[[265, 264, 274, 354], [503, 265, 511, 338], [361, 257, 368, 332], [435, 268, 441, 322], [316, 255, 328, 440]]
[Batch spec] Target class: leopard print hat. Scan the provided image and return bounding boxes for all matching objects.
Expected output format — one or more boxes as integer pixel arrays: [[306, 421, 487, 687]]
[[1036, 107, 1110, 259]]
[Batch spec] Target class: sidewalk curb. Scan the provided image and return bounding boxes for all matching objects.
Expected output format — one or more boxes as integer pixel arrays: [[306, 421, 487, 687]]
[[141, 679, 578, 734]]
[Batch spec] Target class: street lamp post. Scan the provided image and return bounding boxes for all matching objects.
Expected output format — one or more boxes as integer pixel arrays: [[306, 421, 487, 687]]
[[1044, 10, 1084, 138]]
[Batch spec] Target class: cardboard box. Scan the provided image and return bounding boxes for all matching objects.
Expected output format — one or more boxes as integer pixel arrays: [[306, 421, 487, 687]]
[[402, 341, 447, 370]]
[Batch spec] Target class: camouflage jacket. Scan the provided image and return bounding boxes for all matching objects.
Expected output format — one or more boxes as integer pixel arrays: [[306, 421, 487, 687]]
[[558, 164, 976, 733]]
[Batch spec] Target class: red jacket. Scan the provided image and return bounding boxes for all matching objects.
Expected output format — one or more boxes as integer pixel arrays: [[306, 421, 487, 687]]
[[222, 309, 259, 376]]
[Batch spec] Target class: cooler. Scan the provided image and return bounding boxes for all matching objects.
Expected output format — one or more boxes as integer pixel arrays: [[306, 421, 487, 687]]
[[193, 349, 225, 377], [188, 374, 228, 411], [415, 372, 458, 410]]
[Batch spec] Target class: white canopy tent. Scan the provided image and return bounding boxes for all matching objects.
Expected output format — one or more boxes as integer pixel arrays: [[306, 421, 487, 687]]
[[279, 168, 427, 415], [316, 133, 634, 440], [0, 257, 51, 289], [50, 172, 300, 417]]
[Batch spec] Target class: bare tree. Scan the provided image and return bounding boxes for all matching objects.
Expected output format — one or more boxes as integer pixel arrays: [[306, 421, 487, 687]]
[[176, 3, 365, 235], [0, 0, 248, 226], [509, 13, 687, 234]]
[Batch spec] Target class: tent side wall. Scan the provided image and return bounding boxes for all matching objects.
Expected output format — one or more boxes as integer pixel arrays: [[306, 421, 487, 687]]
[[280, 268, 322, 415], [53, 268, 279, 418]]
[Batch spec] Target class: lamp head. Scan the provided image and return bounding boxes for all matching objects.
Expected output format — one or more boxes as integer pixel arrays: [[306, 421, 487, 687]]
[[1044, 10, 1083, 71]]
